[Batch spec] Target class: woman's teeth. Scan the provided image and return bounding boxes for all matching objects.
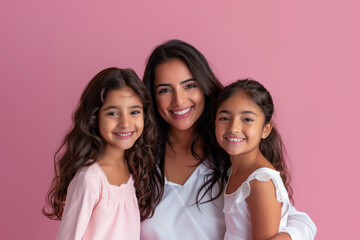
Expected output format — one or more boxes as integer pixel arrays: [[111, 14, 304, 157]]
[[172, 107, 191, 115]]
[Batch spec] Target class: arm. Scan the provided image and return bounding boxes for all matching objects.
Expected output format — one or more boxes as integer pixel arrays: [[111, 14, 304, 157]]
[[279, 205, 317, 240], [247, 179, 282, 240], [56, 170, 100, 240], [270, 232, 292, 240]]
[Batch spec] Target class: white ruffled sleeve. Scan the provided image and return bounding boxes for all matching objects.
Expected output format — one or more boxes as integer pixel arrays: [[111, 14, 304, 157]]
[[280, 205, 317, 240], [56, 168, 100, 240]]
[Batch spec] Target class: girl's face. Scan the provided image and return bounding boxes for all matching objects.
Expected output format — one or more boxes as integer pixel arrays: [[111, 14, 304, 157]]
[[215, 91, 272, 157], [153, 58, 205, 132], [98, 86, 144, 153]]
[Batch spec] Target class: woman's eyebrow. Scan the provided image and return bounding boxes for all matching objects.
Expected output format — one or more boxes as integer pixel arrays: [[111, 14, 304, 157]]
[[179, 78, 195, 84], [154, 83, 171, 89], [154, 78, 195, 89]]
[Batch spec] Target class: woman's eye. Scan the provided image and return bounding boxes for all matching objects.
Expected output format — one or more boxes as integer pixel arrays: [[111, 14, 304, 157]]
[[185, 83, 197, 89], [158, 88, 170, 94]]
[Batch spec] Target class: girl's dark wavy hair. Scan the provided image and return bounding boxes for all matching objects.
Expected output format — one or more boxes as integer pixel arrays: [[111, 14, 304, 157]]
[[43, 67, 158, 221], [143, 39, 230, 205], [213, 79, 293, 202]]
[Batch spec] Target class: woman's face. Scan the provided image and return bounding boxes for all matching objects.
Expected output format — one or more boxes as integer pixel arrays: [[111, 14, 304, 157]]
[[153, 58, 205, 132]]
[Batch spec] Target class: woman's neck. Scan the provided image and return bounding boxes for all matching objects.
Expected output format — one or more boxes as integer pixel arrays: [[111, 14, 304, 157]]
[[164, 126, 202, 185], [168, 126, 195, 151]]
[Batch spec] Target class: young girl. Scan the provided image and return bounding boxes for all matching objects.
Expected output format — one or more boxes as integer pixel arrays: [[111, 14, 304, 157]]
[[215, 79, 297, 240], [43, 67, 158, 240]]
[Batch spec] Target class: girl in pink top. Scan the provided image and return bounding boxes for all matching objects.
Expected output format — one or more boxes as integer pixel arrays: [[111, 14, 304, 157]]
[[43, 68, 158, 240]]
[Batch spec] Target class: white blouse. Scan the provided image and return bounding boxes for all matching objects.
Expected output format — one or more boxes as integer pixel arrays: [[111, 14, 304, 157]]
[[141, 162, 226, 240], [141, 163, 316, 240], [224, 168, 290, 240]]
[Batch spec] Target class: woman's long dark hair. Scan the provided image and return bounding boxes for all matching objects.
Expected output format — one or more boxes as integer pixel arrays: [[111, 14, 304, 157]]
[[214, 79, 293, 202], [43, 67, 158, 220], [143, 39, 230, 205]]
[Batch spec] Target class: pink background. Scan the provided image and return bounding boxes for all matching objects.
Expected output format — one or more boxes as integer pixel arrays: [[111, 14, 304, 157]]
[[1, 1, 359, 239]]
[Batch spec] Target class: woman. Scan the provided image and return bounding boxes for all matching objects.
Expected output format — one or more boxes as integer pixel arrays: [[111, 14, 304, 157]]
[[141, 39, 316, 240]]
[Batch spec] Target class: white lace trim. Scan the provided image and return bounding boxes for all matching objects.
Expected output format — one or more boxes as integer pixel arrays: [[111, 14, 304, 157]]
[[92, 163, 137, 200], [224, 167, 289, 213]]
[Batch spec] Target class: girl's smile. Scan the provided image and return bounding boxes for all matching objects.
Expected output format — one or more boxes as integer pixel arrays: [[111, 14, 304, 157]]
[[224, 136, 246, 143], [113, 131, 135, 138], [215, 91, 272, 157], [98, 86, 144, 153]]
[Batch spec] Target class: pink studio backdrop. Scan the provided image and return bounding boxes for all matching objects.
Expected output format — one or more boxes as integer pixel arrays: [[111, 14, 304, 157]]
[[1, 1, 359, 239]]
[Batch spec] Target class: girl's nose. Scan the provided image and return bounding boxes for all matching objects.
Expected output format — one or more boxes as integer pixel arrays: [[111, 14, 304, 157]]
[[229, 119, 241, 132], [118, 114, 130, 128]]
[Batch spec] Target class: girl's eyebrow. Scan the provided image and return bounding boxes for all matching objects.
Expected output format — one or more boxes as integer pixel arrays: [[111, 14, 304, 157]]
[[102, 105, 143, 111], [154, 78, 195, 89], [217, 110, 231, 114], [217, 110, 257, 116], [241, 111, 257, 116]]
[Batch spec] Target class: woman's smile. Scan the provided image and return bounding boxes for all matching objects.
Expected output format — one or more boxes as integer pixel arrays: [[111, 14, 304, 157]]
[[170, 106, 193, 118], [154, 58, 205, 131]]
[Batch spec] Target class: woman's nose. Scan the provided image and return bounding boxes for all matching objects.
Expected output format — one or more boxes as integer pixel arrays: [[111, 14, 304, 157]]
[[173, 89, 186, 106]]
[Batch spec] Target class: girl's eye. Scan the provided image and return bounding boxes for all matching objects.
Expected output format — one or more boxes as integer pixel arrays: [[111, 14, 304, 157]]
[[158, 88, 171, 94], [107, 112, 118, 116], [243, 118, 253, 122], [218, 117, 229, 121], [130, 110, 141, 115]]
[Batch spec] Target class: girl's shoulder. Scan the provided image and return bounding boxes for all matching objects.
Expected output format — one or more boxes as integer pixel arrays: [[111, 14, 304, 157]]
[[65, 162, 104, 201], [247, 168, 289, 202], [73, 162, 104, 186], [247, 167, 280, 182], [227, 167, 288, 203]]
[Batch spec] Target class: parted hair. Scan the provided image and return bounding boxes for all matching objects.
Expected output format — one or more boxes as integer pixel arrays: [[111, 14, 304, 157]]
[[43, 67, 158, 220], [143, 39, 230, 204], [214, 79, 293, 202]]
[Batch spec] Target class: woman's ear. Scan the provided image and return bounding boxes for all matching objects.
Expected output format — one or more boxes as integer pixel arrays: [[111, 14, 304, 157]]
[[261, 120, 273, 139]]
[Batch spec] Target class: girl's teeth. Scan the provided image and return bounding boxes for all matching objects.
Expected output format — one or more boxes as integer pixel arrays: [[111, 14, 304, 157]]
[[172, 107, 191, 115], [116, 132, 132, 136], [227, 138, 244, 142]]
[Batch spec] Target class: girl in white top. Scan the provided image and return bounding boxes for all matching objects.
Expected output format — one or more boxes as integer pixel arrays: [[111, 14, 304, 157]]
[[141, 40, 316, 240], [43, 68, 159, 239], [214, 79, 315, 239]]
